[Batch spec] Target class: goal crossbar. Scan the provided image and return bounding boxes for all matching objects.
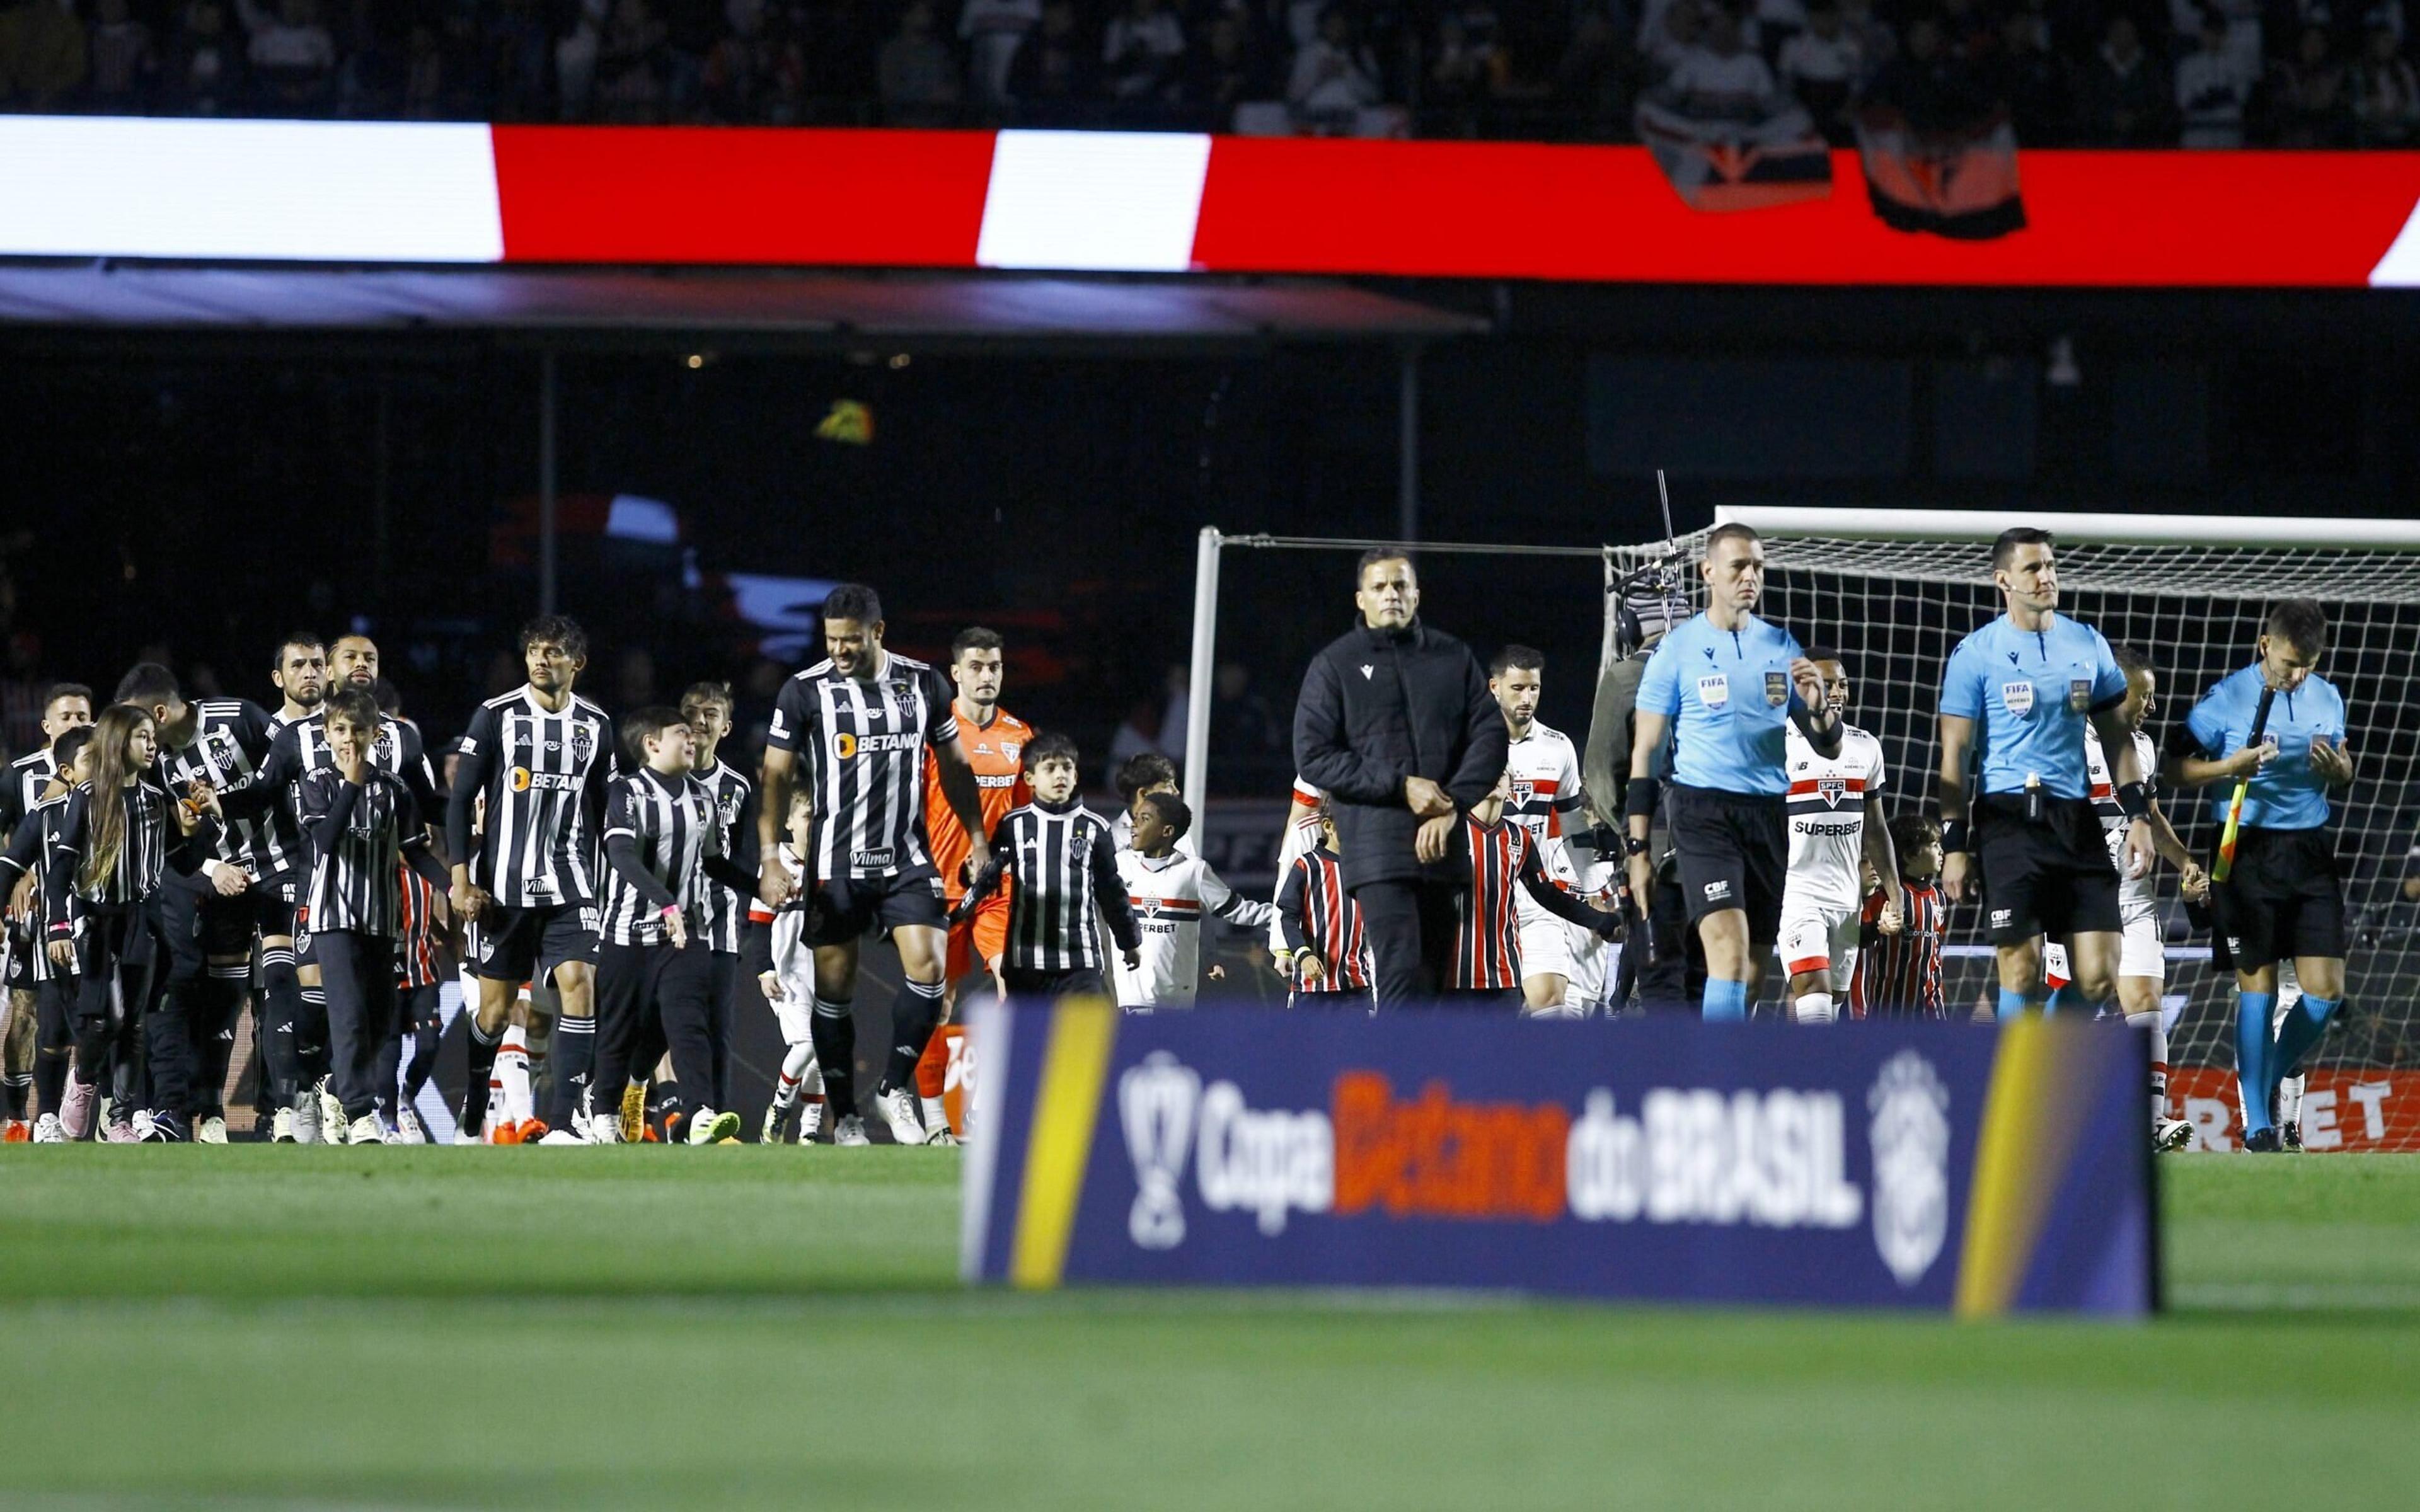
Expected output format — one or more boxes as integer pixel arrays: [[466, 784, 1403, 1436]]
[[1714, 507, 2420, 552]]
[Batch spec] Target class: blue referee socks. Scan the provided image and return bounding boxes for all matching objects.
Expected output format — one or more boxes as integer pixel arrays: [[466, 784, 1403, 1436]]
[[1996, 988, 2031, 1021], [2269, 995, 2341, 1104], [1702, 980, 1748, 1022], [2235, 991, 2278, 1133], [2043, 982, 2082, 1016]]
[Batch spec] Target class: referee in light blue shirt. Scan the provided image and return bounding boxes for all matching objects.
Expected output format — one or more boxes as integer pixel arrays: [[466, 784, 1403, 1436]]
[[1937, 526, 2153, 1021], [2165, 598, 2353, 1151], [1625, 522, 1837, 1021]]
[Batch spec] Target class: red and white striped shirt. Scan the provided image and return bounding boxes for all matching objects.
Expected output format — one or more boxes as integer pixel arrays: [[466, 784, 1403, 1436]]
[[1276, 846, 1369, 994], [1850, 881, 1944, 1018], [1449, 815, 1613, 991]]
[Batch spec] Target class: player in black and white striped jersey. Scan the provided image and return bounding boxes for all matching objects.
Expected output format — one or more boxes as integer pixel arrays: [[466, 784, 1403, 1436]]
[[118, 655, 321, 1143], [1, 684, 91, 1140], [680, 681, 756, 1120], [1, 724, 95, 1141], [955, 733, 1141, 1000], [296, 687, 451, 1145], [446, 617, 618, 1143], [755, 584, 993, 1148], [589, 707, 758, 1145]]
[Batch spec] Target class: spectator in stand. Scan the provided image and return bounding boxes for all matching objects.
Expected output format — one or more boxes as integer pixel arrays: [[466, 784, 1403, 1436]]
[[1552, 7, 1628, 139], [1995, 7, 2072, 142], [1188, 10, 1270, 125], [1754, 0, 1808, 61], [1103, 0, 1185, 103], [1836, 0, 1894, 88], [703, 0, 789, 120], [594, 0, 670, 121], [235, 0, 336, 113], [2266, 25, 2350, 145], [1288, 4, 1381, 128], [1778, 0, 1862, 142], [1208, 660, 1282, 794], [960, 0, 1039, 105], [164, 0, 241, 112], [1428, 10, 1501, 125], [2177, 13, 2254, 146], [0, 0, 90, 109], [88, 0, 159, 113], [1643, 0, 1705, 77], [2077, 14, 2169, 146], [880, 0, 961, 122], [1005, 0, 1098, 111], [397, 20, 442, 118], [2353, 24, 2420, 141], [1659, 6, 1785, 123]]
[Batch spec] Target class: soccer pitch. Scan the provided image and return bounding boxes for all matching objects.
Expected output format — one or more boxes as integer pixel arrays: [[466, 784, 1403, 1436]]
[[1, 1152, 2413, 1510]]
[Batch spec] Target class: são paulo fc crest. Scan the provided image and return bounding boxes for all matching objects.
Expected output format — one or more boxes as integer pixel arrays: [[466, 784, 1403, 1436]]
[[1868, 1050, 1951, 1287], [1764, 671, 1788, 707], [1816, 776, 1848, 808]]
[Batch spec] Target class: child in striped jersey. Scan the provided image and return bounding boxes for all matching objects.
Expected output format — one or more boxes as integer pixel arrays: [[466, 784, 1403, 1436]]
[[1277, 805, 1373, 1006], [1852, 815, 1947, 1020], [954, 733, 1141, 1000], [298, 688, 453, 1145], [589, 707, 758, 1145], [749, 788, 827, 1143]]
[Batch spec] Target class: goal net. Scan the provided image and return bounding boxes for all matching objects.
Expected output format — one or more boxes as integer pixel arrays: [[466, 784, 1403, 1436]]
[[1609, 509, 2420, 1072]]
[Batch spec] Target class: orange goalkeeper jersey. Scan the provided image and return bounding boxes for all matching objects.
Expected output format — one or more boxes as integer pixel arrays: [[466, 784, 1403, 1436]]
[[925, 704, 1032, 898]]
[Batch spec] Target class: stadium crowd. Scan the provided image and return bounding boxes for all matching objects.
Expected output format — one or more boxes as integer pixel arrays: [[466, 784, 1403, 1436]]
[[0, 0, 2416, 146]]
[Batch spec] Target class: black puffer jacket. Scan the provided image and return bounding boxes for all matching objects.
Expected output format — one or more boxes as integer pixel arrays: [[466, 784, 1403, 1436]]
[[1291, 617, 1507, 889]]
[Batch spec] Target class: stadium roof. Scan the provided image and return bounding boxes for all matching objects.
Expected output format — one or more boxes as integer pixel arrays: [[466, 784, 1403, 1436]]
[[0, 265, 1485, 348]]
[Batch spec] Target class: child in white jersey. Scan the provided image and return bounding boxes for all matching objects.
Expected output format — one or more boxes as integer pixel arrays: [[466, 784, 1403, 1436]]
[[1112, 793, 1274, 1011]]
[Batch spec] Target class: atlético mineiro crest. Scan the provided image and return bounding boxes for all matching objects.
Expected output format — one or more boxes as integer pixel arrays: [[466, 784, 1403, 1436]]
[[570, 724, 594, 765], [1817, 776, 1847, 808]]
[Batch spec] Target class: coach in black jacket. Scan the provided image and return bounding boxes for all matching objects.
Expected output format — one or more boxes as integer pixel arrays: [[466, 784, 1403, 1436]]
[[1293, 549, 1508, 1007]]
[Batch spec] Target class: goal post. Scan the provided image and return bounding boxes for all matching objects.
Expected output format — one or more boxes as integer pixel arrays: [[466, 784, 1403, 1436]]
[[1630, 507, 2420, 1070]]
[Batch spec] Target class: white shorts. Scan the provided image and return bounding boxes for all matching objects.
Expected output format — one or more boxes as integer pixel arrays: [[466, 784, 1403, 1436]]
[[2118, 906, 2164, 985], [1778, 896, 1859, 995], [1516, 896, 1583, 985], [2046, 912, 2163, 990], [771, 962, 817, 1045]]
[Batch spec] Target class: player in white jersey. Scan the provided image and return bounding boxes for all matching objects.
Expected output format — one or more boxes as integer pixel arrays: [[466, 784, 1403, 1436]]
[[1111, 793, 1276, 1009], [2044, 648, 2203, 1148], [1778, 653, 1899, 1024], [1489, 647, 1604, 1015]]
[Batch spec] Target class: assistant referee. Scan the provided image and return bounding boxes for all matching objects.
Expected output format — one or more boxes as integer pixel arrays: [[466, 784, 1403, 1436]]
[[1624, 524, 1835, 1021], [1936, 527, 2154, 1020], [2165, 598, 2353, 1151]]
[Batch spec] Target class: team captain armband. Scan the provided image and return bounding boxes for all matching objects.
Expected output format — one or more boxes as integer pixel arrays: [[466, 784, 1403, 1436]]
[[2115, 781, 2150, 820], [1623, 776, 1661, 820]]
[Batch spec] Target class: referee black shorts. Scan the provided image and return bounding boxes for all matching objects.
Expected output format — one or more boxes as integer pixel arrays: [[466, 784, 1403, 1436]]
[[2212, 825, 2345, 970], [1668, 784, 1787, 941], [467, 902, 601, 984], [804, 866, 947, 948], [1974, 794, 2120, 946]]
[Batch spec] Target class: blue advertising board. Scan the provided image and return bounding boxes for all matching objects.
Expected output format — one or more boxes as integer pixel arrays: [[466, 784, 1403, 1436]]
[[962, 1005, 2156, 1317]]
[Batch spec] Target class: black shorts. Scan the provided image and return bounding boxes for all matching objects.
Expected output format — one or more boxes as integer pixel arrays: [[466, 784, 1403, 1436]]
[[804, 868, 947, 948], [1001, 966, 1107, 1002], [466, 902, 600, 984], [1668, 784, 1787, 940], [2212, 826, 2345, 970], [1974, 794, 2120, 945], [4, 919, 32, 990], [163, 871, 299, 982]]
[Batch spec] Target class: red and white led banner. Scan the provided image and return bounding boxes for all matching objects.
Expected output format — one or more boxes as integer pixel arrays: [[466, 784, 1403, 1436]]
[[7, 116, 2420, 287]]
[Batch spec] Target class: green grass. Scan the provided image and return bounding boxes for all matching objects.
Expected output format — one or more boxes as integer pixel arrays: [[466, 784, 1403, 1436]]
[[0, 1150, 2414, 1510]]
